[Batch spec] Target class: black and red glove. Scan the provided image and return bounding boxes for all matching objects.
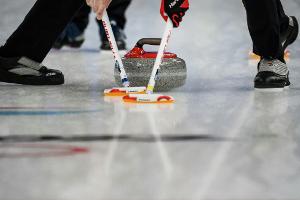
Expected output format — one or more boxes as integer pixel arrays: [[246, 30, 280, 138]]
[[160, 0, 189, 28]]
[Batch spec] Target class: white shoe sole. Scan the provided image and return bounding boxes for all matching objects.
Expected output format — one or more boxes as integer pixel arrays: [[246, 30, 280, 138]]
[[254, 85, 290, 92]]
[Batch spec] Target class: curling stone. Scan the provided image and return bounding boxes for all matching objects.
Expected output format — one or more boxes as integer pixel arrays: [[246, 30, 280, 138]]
[[114, 38, 187, 91]]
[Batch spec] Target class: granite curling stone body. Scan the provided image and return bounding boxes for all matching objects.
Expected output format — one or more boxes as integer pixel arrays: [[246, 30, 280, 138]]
[[114, 38, 187, 92]]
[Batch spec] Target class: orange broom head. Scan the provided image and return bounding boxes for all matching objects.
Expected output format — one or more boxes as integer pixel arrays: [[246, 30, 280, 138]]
[[104, 87, 146, 97], [123, 94, 175, 104]]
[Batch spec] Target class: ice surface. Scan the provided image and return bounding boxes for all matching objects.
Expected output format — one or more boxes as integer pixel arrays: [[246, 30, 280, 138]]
[[1, 0, 300, 200]]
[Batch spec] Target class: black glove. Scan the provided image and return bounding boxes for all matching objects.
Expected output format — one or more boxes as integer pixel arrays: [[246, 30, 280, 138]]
[[160, 0, 189, 27]]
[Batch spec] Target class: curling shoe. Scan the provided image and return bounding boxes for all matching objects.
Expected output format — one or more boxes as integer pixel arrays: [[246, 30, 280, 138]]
[[99, 20, 127, 50], [53, 22, 85, 49], [254, 58, 290, 91], [0, 56, 64, 85]]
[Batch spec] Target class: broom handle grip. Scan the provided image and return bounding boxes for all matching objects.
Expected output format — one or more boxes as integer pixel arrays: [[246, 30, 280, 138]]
[[146, 19, 173, 93], [102, 10, 129, 87]]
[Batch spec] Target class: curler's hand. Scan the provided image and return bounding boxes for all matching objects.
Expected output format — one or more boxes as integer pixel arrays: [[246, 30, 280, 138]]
[[86, 0, 112, 20], [160, 0, 189, 27]]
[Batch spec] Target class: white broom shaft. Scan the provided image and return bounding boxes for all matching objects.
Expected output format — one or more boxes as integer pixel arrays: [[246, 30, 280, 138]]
[[102, 11, 129, 86], [146, 19, 173, 93]]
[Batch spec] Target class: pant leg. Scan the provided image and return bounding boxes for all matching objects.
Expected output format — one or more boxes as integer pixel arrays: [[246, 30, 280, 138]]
[[97, 0, 132, 30], [276, 0, 290, 34], [107, 0, 132, 29], [0, 0, 85, 62], [71, 4, 91, 32], [243, 0, 289, 61]]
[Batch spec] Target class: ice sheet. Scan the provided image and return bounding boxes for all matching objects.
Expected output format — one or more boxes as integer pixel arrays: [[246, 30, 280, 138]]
[[1, 0, 300, 199]]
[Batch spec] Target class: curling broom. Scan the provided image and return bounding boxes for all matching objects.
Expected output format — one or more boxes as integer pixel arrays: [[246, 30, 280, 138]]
[[102, 10, 146, 96], [123, 19, 175, 104]]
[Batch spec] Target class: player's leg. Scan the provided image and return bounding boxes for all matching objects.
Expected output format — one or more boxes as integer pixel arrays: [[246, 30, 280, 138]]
[[0, 0, 85, 85], [243, 0, 284, 60], [53, 4, 91, 49], [106, 0, 131, 30], [277, 0, 290, 35], [276, 0, 298, 51], [243, 0, 298, 89], [97, 0, 132, 50]]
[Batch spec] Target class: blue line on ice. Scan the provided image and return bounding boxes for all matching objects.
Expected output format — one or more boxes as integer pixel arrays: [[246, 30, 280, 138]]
[[0, 109, 102, 116]]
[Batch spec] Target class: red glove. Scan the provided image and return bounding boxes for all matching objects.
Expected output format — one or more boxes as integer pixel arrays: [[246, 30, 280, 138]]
[[160, 0, 189, 27]]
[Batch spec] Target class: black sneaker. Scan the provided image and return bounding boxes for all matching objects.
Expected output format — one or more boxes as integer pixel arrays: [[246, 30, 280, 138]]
[[0, 56, 64, 85], [99, 20, 127, 50], [53, 22, 85, 49], [254, 16, 298, 90], [254, 58, 290, 90], [281, 16, 299, 51]]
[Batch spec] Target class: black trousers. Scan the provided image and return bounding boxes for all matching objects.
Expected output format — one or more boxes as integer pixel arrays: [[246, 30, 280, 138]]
[[0, 0, 291, 63], [0, 0, 131, 62], [72, 0, 131, 32], [105, 0, 131, 29], [243, 0, 289, 61], [0, 0, 85, 63]]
